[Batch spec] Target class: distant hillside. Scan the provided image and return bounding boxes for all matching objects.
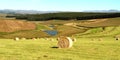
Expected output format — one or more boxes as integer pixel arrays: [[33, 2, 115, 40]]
[[10, 12, 120, 21], [1, 9, 120, 14], [77, 17, 120, 27], [0, 9, 59, 14], [75, 26, 120, 38], [84, 9, 120, 13], [0, 20, 36, 32], [73, 17, 120, 37], [0, 16, 120, 38]]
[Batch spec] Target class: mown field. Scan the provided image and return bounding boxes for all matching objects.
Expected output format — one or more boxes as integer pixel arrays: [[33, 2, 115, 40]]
[[0, 37, 120, 60]]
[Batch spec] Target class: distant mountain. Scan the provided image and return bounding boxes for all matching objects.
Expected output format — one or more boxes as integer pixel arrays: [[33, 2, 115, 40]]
[[0, 9, 59, 14], [1, 9, 120, 14], [84, 9, 120, 13]]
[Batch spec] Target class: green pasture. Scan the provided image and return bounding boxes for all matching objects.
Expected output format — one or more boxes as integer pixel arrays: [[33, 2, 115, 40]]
[[0, 37, 120, 60]]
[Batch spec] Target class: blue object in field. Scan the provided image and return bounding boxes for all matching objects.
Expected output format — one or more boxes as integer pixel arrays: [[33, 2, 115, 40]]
[[44, 30, 58, 36]]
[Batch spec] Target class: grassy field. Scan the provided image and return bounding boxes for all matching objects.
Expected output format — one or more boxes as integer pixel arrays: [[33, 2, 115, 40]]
[[0, 37, 120, 60], [75, 26, 120, 38]]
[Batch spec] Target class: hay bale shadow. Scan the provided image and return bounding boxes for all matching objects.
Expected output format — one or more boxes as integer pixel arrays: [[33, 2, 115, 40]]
[[51, 46, 58, 48]]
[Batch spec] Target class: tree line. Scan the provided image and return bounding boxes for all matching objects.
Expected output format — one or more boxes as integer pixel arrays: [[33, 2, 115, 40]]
[[6, 12, 120, 21]]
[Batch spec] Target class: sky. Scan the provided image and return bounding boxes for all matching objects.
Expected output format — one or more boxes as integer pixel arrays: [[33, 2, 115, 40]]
[[0, 0, 119, 11]]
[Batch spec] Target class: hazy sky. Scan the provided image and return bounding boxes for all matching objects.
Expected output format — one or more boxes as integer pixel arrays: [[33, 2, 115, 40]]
[[0, 0, 119, 11]]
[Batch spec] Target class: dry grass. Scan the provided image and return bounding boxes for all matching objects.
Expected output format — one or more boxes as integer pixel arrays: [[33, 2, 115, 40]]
[[77, 17, 120, 27], [0, 19, 36, 32]]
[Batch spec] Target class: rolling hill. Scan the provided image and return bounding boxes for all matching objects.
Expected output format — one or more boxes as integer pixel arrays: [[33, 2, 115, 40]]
[[74, 17, 120, 37], [0, 20, 36, 32], [1, 12, 120, 38]]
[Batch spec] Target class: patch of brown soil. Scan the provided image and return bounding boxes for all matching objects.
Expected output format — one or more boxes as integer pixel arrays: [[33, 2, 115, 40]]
[[0, 20, 36, 32]]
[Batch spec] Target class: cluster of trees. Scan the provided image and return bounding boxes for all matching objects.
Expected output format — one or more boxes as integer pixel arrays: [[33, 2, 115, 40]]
[[6, 12, 120, 21]]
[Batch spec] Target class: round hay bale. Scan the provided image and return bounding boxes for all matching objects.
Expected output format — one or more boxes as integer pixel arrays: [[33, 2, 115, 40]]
[[114, 35, 119, 40], [21, 38, 26, 40], [32, 38, 37, 40], [57, 36, 73, 48], [14, 37, 19, 41], [98, 38, 102, 41], [50, 38, 54, 41]]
